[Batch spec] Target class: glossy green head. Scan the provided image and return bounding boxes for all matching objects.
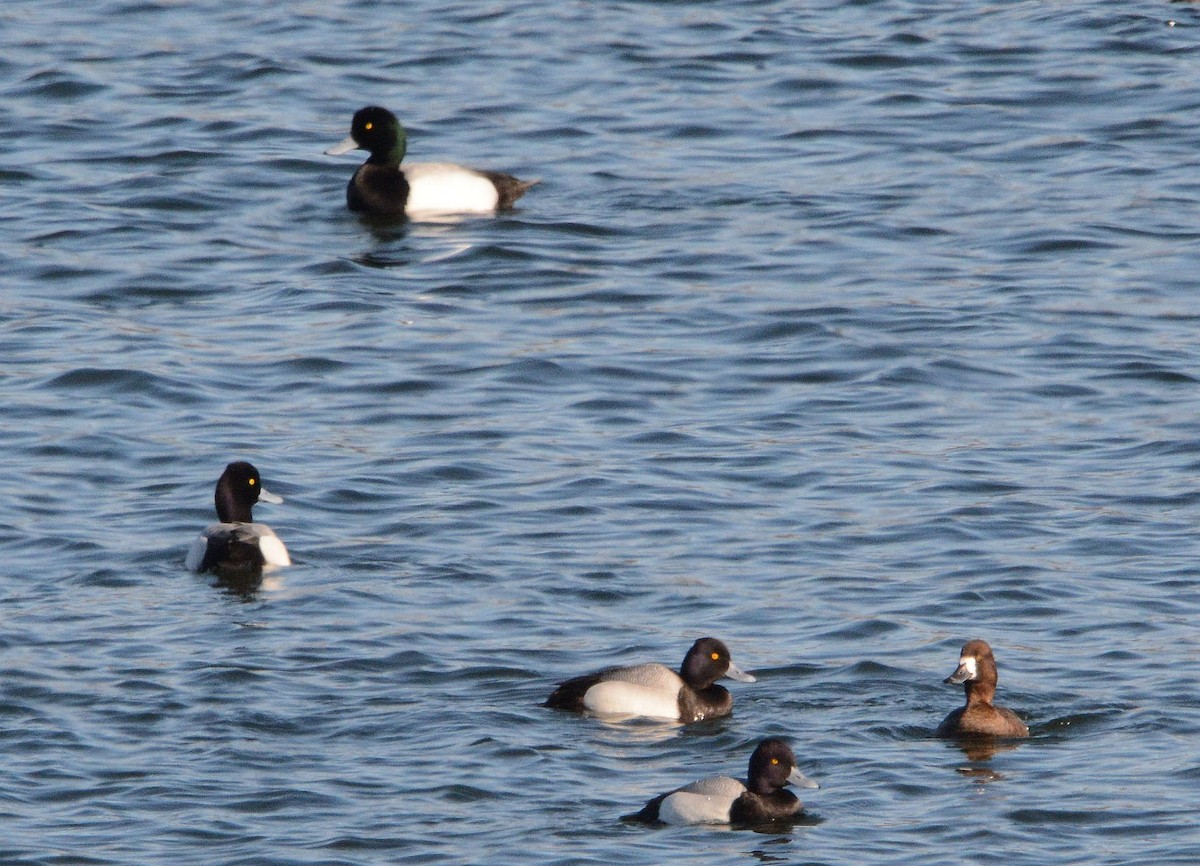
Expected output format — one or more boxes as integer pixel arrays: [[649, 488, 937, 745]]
[[329, 105, 407, 165]]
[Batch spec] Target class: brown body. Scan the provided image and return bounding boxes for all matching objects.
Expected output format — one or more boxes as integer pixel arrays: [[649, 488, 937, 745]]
[[936, 639, 1029, 738]]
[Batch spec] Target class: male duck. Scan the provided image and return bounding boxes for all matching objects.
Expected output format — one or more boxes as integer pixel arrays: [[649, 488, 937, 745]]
[[936, 639, 1030, 738], [626, 738, 819, 826], [186, 461, 291, 576], [325, 105, 537, 218], [545, 637, 755, 723]]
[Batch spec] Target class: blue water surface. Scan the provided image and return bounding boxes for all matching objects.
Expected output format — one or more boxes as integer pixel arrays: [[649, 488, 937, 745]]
[[2, 0, 1200, 863]]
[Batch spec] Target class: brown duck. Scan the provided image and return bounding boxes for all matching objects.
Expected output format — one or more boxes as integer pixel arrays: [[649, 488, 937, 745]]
[[937, 639, 1029, 738]]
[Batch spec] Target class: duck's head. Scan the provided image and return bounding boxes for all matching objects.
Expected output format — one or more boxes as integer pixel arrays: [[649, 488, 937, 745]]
[[747, 738, 819, 795], [680, 637, 757, 689], [325, 106, 407, 164], [944, 638, 998, 687], [214, 461, 283, 523]]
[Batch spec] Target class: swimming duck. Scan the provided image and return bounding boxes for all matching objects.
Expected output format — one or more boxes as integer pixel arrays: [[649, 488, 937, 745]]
[[185, 461, 291, 576], [626, 738, 819, 826], [325, 106, 537, 218], [936, 639, 1029, 738], [545, 637, 755, 723]]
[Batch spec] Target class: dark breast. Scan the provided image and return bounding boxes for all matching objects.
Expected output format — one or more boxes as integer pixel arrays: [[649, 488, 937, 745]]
[[677, 684, 734, 723], [938, 706, 1029, 737], [935, 707, 965, 738], [962, 705, 1029, 737], [729, 790, 802, 825], [348, 164, 411, 218]]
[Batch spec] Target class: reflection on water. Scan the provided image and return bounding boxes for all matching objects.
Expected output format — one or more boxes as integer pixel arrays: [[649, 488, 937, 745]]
[[955, 765, 1007, 783], [592, 715, 685, 739], [207, 569, 286, 601]]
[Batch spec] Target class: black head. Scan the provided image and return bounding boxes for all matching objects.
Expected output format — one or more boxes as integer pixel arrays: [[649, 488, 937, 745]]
[[746, 738, 816, 795], [348, 106, 406, 163], [679, 637, 756, 689], [213, 461, 278, 523]]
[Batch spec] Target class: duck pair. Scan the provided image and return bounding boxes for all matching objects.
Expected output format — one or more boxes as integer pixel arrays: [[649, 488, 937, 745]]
[[325, 106, 536, 219], [546, 636, 1028, 825], [546, 638, 812, 825]]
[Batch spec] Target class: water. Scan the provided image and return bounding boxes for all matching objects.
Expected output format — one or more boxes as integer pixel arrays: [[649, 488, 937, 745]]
[[2, 0, 1200, 862]]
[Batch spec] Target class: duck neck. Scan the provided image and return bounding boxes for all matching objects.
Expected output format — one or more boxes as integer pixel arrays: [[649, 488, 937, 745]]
[[215, 488, 253, 523], [963, 678, 996, 708], [370, 125, 407, 167], [748, 776, 785, 797]]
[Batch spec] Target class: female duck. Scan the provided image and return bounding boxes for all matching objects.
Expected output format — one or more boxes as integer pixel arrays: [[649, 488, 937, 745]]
[[937, 639, 1029, 738], [627, 738, 819, 826], [545, 637, 755, 723], [325, 106, 537, 219], [186, 461, 291, 576]]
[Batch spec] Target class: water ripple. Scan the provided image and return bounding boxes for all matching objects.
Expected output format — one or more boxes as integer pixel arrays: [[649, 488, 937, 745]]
[[2, 0, 1200, 863]]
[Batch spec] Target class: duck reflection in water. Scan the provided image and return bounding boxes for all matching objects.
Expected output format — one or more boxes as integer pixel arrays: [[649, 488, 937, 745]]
[[212, 570, 285, 601], [950, 738, 1022, 763]]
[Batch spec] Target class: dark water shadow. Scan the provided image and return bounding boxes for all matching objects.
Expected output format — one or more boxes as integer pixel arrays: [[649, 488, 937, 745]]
[[204, 565, 288, 602], [947, 736, 1024, 764], [211, 570, 264, 601]]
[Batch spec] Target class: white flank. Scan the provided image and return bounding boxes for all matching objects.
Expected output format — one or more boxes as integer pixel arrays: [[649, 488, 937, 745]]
[[185, 533, 209, 572], [659, 792, 729, 825], [184, 523, 291, 570], [403, 163, 500, 215], [658, 777, 745, 825], [582, 681, 681, 720], [257, 531, 291, 567]]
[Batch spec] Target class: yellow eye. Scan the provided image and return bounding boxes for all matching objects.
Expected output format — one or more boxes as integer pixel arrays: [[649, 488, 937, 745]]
[[365, 122, 373, 130], [711, 652, 720, 661], [248, 478, 256, 486], [770, 758, 779, 765]]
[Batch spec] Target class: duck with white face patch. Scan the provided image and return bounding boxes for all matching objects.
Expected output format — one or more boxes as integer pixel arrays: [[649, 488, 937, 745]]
[[937, 638, 1029, 739]]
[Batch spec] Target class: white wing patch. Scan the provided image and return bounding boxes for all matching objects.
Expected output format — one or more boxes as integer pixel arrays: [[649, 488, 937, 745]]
[[403, 163, 500, 215]]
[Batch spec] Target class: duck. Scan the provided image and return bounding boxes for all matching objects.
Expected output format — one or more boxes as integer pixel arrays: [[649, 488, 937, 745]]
[[936, 639, 1029, 738], [626, 738, 819, 826], [544, 637, 755, 723], [185, 461, 291, 576], [324, 105, 537, 219]]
